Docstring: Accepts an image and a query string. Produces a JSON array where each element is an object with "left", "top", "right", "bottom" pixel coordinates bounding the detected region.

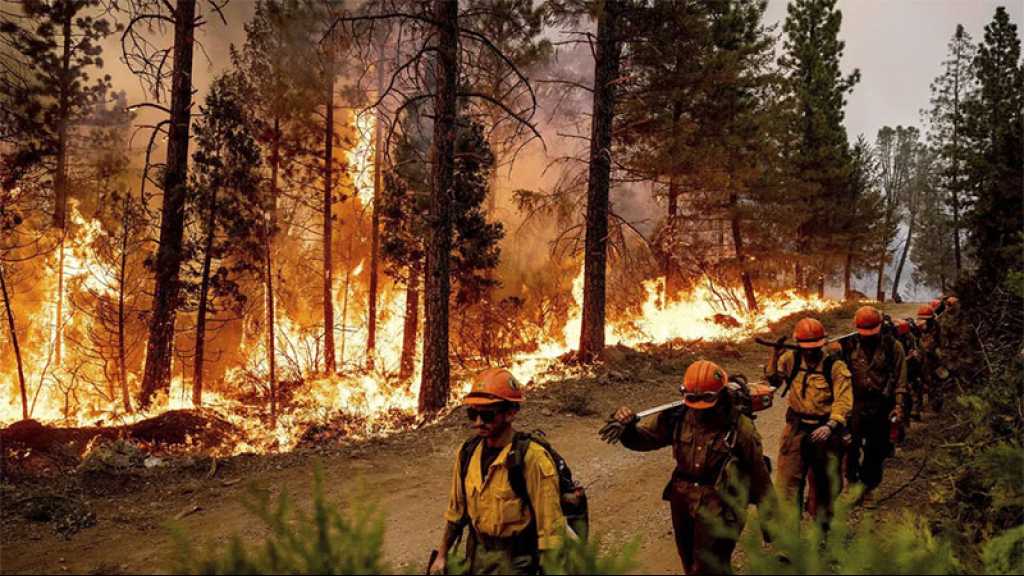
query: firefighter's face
[
  {"left": 804, "top": 346, "right": 824, "bottom": 364},
  {"left": 468, "top": 405, "right": 517, "bottom": 438}
]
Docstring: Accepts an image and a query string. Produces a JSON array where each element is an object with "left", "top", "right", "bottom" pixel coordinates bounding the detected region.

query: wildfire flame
[{"left": 0, "top": 111, "right": 836, "bottom": 456}]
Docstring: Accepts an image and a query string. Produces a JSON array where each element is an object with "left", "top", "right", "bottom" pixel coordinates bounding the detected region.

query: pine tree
[
  {"left": 617, "top": 0, "right": 779, "bottom": 310},
  {"left": 777, "top": 0, "right": 859, "bottom": 293},
  {"left": 962, "top": 7, "right": 1023, "bottom": 289},
  {"left": 381, "top": 110, "right": 502, "bottom": 381},
  {"left": 232, "top": 0, "right": 321, "bottom": 420},
  {"left": 187, "top": 73, "right": 264, "bottom": 407},
  {"left": 0, "top": 0, "right": 115, "bottom": 224},
  {"left": 873, "top": 125, "right": 917, "bottom": 301},
  {"left": 839, "top": 135, "right": 885, "bottom": 298},
  {"left": 137, "top": 0, "right": 200, "bottom": 409},
  {"left": 926, "top": 24, "right": 977, "bottom": 281},
  {"left": 579, "top": 0, "right": 624, "bottom": 362}
]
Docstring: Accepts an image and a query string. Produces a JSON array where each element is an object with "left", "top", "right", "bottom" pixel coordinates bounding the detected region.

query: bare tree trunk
[
  {"left": 729, "top": 192, "right": 757, "bottom": 312},
  {"left": 192, "top": 190, "right": 216, "bottom": 406},
  {"left": 140, "top": 0, "right": 197, "bottom": 408},
  {"left": 322, "top": 44, "right": 336, "bottom": 375},
  {"left": 118, "top": 195, "right": 133, "bottom": 413},
  {"left": 54, "top": 238, "right": 65, "bottom": 366},
  {"left": 339, "top": 234, "right": 354, "bottom": 369},
  {"left": 843, "top": 250, "right": 853, "bottom": 299},
  {"left": 418, "top": 0, "right": 458, "bottom": 414},
  {"left": 400, "top": 259, "right": 421, "bottom": 381},
  {"left": 367, "top": 40, "right": 387, "bottom": 370},
  {"left": 1, "top": 264, "right": 28, "bottom": 420},
  {"left": 876, "top": 221, "right": 889, "bottom": 301},
  {"left": 579, "top": 0, "right": 622, "bottom": 363},
  {"left": 891, "top": 214, "right": 916, "bottom": 303}
]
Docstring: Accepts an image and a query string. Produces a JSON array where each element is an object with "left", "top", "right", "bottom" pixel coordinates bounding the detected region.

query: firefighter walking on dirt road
[
  {"left": 610, "top": 360, "right": 775, "bottom": 575},
  {"left": 432, "top": 368, "right": 567, "bottom": 575},
  {"left": 840, "top": 306, "right": 908, "bottom": 496},
  {"left": 767, "top": 317, "right": 853, "bottom": 529}
]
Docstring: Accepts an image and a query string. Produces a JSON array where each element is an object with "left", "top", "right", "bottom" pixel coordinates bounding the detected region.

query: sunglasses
[
  {"left": 466, "top": 408, "right": 502, "bottom": 423},
  {"left": 683, "top": 391, "right": 720, "bottom": 404}
]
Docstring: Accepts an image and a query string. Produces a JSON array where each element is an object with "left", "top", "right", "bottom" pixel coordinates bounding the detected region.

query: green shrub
[
  {"left": 171, "top": 468, "right": 637, "bottom": 575},
  {"left": 171, "top": 470, "right": 389, "bottom": 574}
]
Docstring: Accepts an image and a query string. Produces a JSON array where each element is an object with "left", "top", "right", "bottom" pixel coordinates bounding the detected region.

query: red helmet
[
  {"left": 854, "top": 306, "right": 883, "bottom": 336},
  {"left": 930, "top": 299, "right": 942, "bottom": 310},
  {"left": 793, "top": 317, "right": 827, "bottom": 348},
  {"left": 917, "top": 304, "right": 935, "bottom": 319},
  {"left": 463, "top": 368, "right": 524, "bottom": 406},
  {"left": 895, "top": 319, "right": 911, "bottom": 336},
  {"left": 681, "top": 360, "right": 728, "bottom": 410}
]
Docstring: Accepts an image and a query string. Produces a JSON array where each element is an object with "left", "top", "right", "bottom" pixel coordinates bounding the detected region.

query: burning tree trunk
[
  {"left": 322, "top": 44, "right": 337, "bottom": 375},
  {"left": 728, "top": 192, "right": 758, "bottom": 312},
  {"left": 1, "top": 263, "right": 28, "bottom": 420},
  {"left": 117, "top": 195, "right": 133, "bottom": 413},
  {"left": 52, "top": 7, "right": 73, "bottom": 367},
  {"left": 367, "top": 40, "right": 387, "bottom": 370},
  {"left": 579, "top": 0, "right": 622, "bottom": 362},
  {"left": 192, "top": 190, "right": 216, "bottom": 406},
  {"left": 54, "top": 239, "right": 66, "bottom": 366},
  {"left": 400, "top": 259, "right": 421, "bottom": 381},
  {"left": 419, "top": 0, "right": 458, "bottom": 414},
  {"left": 139, "top": 0, "right": 198, "bottom": 408},
  {"left": 265, "top": 119, "right": 280, "bottom": 424}
]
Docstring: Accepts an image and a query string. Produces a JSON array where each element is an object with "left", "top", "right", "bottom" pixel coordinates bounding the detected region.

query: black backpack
[
  {"left": 458, "top": 431, "right": 590, "bottom": 540},
  {"left": 783, "top": 349, "right": 843, "bottom": 397},
  {"left": 836, "top": 334, "right": 900, "bottom": 397}
]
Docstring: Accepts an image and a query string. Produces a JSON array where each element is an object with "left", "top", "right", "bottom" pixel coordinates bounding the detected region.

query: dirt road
[{"left": 0, "top": 303, "right": 920, "bottom": 574}]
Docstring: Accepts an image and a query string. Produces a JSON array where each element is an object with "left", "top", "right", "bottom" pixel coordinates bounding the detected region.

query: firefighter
[
  {"left": 916, "top": 304, "right": 945, "bottom": 412},
  {"left": 433, "top": 368, "right": 566, "bottom": 575},
  {"left": 610, "top": 360, "right": 774, "bottom": 575},
  {"left": 767, "top": 317, "right": 853, "bottom": 528},
  {"left": 938, "top": 296, "right": 969, "bottom": 381},
  {"left": 895, "top": 319, "right": 924, "bottom": 421},
  {"left": 842, "top": 306, "right": 908, "bottom": 495}
]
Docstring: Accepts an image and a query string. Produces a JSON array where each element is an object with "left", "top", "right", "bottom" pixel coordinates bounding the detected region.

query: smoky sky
[{"left": 765, "top": 0, "right": 1024, "bottom": 144}]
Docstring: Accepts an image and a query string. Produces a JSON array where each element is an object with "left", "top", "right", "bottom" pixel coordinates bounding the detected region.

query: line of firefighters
[{"left": 428, "top": 296, "right": 965, "bottom": 575}]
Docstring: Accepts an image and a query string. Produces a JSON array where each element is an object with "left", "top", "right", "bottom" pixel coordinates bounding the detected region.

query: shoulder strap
[
  {"left": 787, "top": 349, "right": 803, "bottom": 384},
  {"left": 507, "top": 433, "right": 532, "bottom": 503},
  {"left": 823, "top": 353, "right": 837, "bottom": 391},
  {"left": 457, "top": 436, "right": 483, "bottom": 526}
]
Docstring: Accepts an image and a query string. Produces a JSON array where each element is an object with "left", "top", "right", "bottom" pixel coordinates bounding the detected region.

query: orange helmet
[
  {"left": 681, "top": 360, "right": 728, "bottom": 409},
  {"left": 463, "top": 368, "right": 524, "bottom": 406},
  {"left": 793, "top": 317, "right": 827, "bottom": 348},
  {"left": 854, "top": 306, "right": 883, "bottom": 336},
  {"left": 896, "top": 319, "right": 911, "bottom": 336},
  {"left": 917, "top": 304, "right": 935, "bottom": 319}
]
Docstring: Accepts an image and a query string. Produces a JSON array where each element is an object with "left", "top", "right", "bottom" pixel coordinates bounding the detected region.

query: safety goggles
[
  {"left": 682, "top": 390, "right": 720, "bottom": 404},
  {"left": 466, "top": 407, "right": 502, "bottom": 423}
]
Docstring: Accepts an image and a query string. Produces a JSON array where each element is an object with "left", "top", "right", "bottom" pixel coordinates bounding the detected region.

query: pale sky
[{"left": 765, "top": 0, "right": 1024, "bottom": 144}]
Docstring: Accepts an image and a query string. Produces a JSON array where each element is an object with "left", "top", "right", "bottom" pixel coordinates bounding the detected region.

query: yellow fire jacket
[
  {"left": 444, "top": 439, "right": 565, "bottom": 550},
  {"left": 770, "top": 350, "right": 853, "bottom": 425}
]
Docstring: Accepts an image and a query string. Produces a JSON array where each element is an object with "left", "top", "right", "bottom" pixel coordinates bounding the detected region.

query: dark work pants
[
  {"left": 846, "top": 406, "right": 892, "bottom": 490},
  {"left": 668, "top": 483, "right": 740, "bottom": 575}
]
